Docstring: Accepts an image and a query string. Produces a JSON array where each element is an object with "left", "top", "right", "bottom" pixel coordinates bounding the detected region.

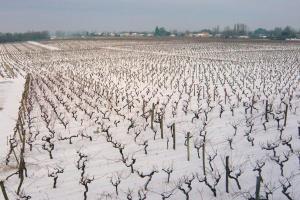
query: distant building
[
  {"left": 119, "top": 32, "right": 146, "bottom": 37},
  {"left": 186, "top": 32, "right": 212, "bottom": 38},
  {"left": 234, "top": 23, "right": 247, "bottom": 35},
  {"left": 258, "top": 35, "right": 268, "bottom": 39},
  {"left": 194, "top": 32, "right": 212, "bottom": 38},
  {"left": 238, "top": 35, "right": 249, "bottom": 39}
]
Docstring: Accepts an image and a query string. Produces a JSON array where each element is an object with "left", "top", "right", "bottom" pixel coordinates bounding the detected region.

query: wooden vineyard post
[
  {"left": 160, "top": 114, "right": 164, "bottom": 139},
  {"left": 213, "top": 87, "right": 216, "bottom": 102},
  {"left": 172, "top": 123, "right": 176, "bottom": 150},
  {"left": 151, "top": 103, "right": 155, "bottom": 130},
  {"left": 251, "top": 95, "right": 255, "bottom": 115},
  {"left": 202, "top": 142, "right": 206, "bottom": 176},
  {"left": 0, "top": 181, "right": 9, "bottom": 200},
  {"left": 265, "top": 100, "right": 268, "bottom": 122},
  {"left": 225, "top": 156, "right": 229, "bottom": 193},
  {"left": 224, "top": 88, "right": 227, "bottom": 104},
  {"left": 255, "top": 176, "right": 261, "bottom": 200},
  {"left": 142, "top": 100, "right": 145, "bottom": 116},
  {"left": 284, "top": 103, "right": 288, "bottom": 127},
  {"left": 186, "top": 132, "right": 191, "bottom": 161}
]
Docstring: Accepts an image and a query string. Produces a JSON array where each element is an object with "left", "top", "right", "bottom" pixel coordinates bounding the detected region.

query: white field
[
  {"left": 27, "top": 41, "right": 61, "bottom": 51},
  {"left": 0, "top": 78, "right": 25, "bottom": 153},
  {"left": 0, "top": 39, "right": 300, "bottom": 200}
]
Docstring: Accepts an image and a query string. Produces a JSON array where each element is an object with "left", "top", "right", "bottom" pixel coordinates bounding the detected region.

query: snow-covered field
[
  {"left": 27, "top": 41, "right": 60, "bottom": 51},
  {"left": 0, "top": 78, "right": 25, "bottom": 155},
  {"left": 0, "top": 39, "right": 299, "bottom": 200}
]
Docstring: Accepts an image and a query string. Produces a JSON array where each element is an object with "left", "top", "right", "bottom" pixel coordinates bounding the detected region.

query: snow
[
  {"left": 27, "top": 41, "right": 61, "bottom": 51},
  {"left": 0, "top": 78, "right": 25, "bottom": 163},
  {"left": 0, "top": 40, "right": 300, "bottom": 200}
]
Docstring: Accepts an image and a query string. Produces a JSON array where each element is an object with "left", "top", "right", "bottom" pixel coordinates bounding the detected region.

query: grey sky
[{"left": 0, "top": 0, "right": 299, "bottom": 32}]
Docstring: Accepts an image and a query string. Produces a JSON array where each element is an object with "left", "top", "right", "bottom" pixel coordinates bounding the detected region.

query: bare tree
[
  {"left": 136, "top": 168, "right": 158, "bottom": 190},
  {"left": 48, "top": 167, "right": 64, "bottom": 188},
  {"left": 110, "top": 173, "right": 121, "bottom": 196},
  {"left": 79, "top": 175, "right": 95, "bottom": 200},
  {"left": 196, "top": 172, "right": 221, "bottom": 197},
  {"left": 253, "top": 160, "right": 265, "bottom": 183},
  {"left": 162, "top": 164, "right": 174, "bottom": 183},
  {"left": 208, "top": 150, "right": 217, "bottom": 171},
  {"left": 270, "top": 151, "right": 290, "bottom": 176},
  {"left": 177, "top": 175, "right": 195, "bottom": 200},
  {"left": 280, "top": 178, "right": 293, "bottom": 200},
  {"left": 261, "top": 142, "right": 279, "bottom": 157}
]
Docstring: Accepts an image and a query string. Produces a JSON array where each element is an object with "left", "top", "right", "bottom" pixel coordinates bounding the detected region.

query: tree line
[
  {"left": 154, "top": 25, "right": 300, "bottom": 40},
  {"left": 222, "top": 26, "right": 298, "bottom": 40},
  {"left": 0, "top": 31, "right": 50, "bottom": 43},
  {"left": 1, "top": 26, "right": 299, "bottom": 42}
]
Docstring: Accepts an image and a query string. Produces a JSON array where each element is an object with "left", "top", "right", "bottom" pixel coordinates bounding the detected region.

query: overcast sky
[{"left": 0, "top": 0, "right": 299, "bottom": 32}]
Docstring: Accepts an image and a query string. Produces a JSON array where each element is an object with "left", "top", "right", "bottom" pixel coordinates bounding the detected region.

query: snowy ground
[
  {"left": 0, "top": 39, "right": 299, "bottom": 200},
  {"left": 0, "top": 78, "right": 25, "bottom": 178},
  {"left": 27, "top": 41, "right": 60, "bottom": 51}
]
